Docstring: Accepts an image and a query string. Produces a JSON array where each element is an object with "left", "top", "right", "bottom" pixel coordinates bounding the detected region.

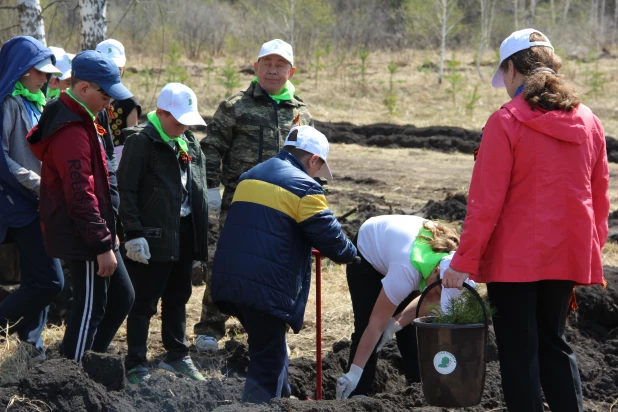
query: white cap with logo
[
  {"left": 492, "top": 28, "right": 554, "bottom": 88},
  {"left": 257, "top": 39, "right": 294, "bottom": 66},
  {"left": 283, "top": 125, "right": 332, "bottom": 179},
  {"left": 48, "top": 47, "right": 75, "bottom": 80},
  {"left": 95, "top": 39, "right": 126, "bottom": 68},
  {"left": 33, "top": 56, "right": 62, "bottom": 76},
  {"left": 157, "top": 83, "right": 206, "bottom": 127}
]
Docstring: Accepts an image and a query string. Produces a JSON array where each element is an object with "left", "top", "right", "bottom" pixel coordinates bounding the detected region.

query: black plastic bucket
[{"left": 412, "top": 280, "right": 488, "bottom": 408}]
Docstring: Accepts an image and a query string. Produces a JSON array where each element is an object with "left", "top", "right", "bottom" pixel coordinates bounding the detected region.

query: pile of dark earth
[
  {"left": 312, "top": 120, "right": 618, "bottom": 164},
  {"left": 0, "top": 191, "right": 615, "bottom": 411},
  {"left": 0, "top": 273, "right": 615, "bottom": 412},
  {"left": 2, "top": 118, "right": 617, "bottom": 410},
  {"left": 194, "top": 119, "right": 618, "bottom": 163}
]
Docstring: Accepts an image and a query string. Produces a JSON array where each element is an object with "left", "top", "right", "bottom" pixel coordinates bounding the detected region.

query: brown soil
[{"left": 1, "top": 122, "right": 616, "bottom": 411}]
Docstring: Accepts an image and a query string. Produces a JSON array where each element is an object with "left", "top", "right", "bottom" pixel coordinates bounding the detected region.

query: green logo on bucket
[{"left": 433, "top": 351, "right": 457, "bottom": 375}]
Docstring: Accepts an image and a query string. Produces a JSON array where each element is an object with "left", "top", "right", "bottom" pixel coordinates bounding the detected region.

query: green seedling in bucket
[{"left": 428, "top": 289, "right": 495, "bottom": 325}]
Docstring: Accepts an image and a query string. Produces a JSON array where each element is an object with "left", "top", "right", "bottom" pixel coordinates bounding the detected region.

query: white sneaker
[{"left": 195, "top": 335, "right": 218, "bottom": 352}]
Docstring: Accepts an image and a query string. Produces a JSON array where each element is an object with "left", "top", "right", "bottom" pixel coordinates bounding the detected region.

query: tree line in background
[{"left": 1, "top": 0, "right": 617, "bottom": 70}]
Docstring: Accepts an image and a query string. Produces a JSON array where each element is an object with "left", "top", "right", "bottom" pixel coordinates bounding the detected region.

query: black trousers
[
  {"left": 346, "top": 241, "right": 420, "bottom": 396},
  {"left": 63, "top": 249, "right": 135, "bottom": 363},
  {"left": 487, "top": 280, "right": 583, "bottom": 412},
  {"left": 125, "top": 217, "right": 194, "bottom": 369}
]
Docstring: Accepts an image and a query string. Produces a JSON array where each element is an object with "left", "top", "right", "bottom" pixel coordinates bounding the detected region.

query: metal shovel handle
[{"left": 415, "top": 280, "right": 489, "bottom": 329}]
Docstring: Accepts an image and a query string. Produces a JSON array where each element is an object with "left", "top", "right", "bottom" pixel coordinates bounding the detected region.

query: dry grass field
[{"left": 121, "top": 48, "right": 618, "bottom": 136}]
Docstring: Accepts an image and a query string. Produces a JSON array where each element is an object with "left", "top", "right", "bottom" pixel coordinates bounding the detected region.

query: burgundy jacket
[{"left": 27, "top": 92, "right": 116, "bottom": 260}]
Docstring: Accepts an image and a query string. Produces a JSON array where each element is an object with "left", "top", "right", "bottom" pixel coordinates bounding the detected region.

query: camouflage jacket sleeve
[{"left": 202, "top": 99, "right": 236, "bottom": 188}]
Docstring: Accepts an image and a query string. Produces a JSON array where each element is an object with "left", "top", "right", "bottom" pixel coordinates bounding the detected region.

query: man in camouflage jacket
[{"left": 195, "top": 39, "right": 312, "bottom": 349}]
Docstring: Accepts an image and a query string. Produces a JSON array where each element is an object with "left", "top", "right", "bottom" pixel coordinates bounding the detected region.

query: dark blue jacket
[
  {"left": 0, "top": 36, "right": 54, "bottom": 242},
  {"left": 212, "top": 150, "right": 357, "bottom": 332}
]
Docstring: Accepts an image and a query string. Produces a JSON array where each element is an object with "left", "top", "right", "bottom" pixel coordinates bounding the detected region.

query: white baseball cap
[
  {"left": 48, "top": 47, "right": 75, "bottom": 80},
  {"left": 95, "top": 39, "right": 126, "bottom": 68},
  {"left": 34, "top": 57, "right": 62, "bottom": 76},
  {"left": 257, "top": 39, "right": 294, "bottom": 66},
  {"left": 283, "top": 125, "right": 332, "bottom": 179},
  {"left": 157, "top": 83, "right": 206, "bottom": 127},
  {"left": 491, "top": 28, "right": 554, "bottom": 88}
]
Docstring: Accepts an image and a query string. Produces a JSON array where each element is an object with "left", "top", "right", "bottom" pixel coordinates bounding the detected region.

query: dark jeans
[
  {"left": 346, "top": 241, "right": 420, "bottom": 396},
  {"left": 1, "top": 218, "right": 63, "bottom": 352},
  {"left": 125, "top": 217, "right": 194, "bottom": 369},
  {"left": 487, "top": 280, "right": 583, "bottom": 412},
  {"left": 63, "top": 249, "right": 134, "bottom": 363},
  {"left": 227, "top": 304, "right": 290, "bottom": 404}
]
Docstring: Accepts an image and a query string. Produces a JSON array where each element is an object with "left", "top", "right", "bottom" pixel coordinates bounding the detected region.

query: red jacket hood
[
  {"left": 502, "top": 95, "right": 589, "bottom": 145},
  {"left": 27, "top": 92, "right": 92, "bottom": 160}
]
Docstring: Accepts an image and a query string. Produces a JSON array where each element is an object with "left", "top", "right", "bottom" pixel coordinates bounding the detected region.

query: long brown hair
[
  {"left": 418, "top": 221, "right": 460, "bottom": 253},
  {"left": 499, "top": 32, "right": 581, "bottom": 112}
]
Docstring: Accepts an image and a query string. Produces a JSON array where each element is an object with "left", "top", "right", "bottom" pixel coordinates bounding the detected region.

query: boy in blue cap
[
  {"left": 27, "top": 50, "right": 135, "bottom": 363},
  {"left": 0, "top": 35, "right": 64, "bottom": 360}
]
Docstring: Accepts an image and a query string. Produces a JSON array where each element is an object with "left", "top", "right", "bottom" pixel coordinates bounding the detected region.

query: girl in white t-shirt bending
[{"left": 336, "top": 215, "right": 460, "bottom": 399}]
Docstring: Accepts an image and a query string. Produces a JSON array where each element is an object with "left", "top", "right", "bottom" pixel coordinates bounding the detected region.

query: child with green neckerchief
[
  {"left": 0, "top": 35, "right": 64, "bottom": 361},
  {"left": 46, "top": 47, "right": 74, "bottom": 101},
  {"left": 117, "top": 83, "right": 209, "bottom": 384},
  {"left": 335, "top": 215, "right": 476, "bottom": 400}
]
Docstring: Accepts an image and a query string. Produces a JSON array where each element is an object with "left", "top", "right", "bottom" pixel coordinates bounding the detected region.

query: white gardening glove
[
  {"left": 208, "top": 187, "right": 222, "bottom": 216},
  {"left": 376, "top": 318, "right": 403, "bottom": 352},
  {"left": 336, "top": 364, "right": 363, "bottom": 400},
  {"left": 125, "top": 237, "right": 151, "bottom": 264}
]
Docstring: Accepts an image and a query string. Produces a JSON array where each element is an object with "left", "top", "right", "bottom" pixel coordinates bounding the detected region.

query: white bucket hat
[
  {"left": 95, "top": 39, "right": 126, "bottom": 68},
  {"left": 157, "top": 83, "right": 206, "bottom": 126},
  {"left": 257, "top": 39, "right": 294, "bottom": 66},
  {"left": 491, "top": 28, "right": 554, "bottom": 88},
  {"left": 48, "top": 47, "right": 75, "bottom": 80},
  {"left": 283, "top": 125, "right": 332, "bottom": 179}
]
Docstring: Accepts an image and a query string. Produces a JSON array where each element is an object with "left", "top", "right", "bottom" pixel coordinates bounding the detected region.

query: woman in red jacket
[{"left": 442, "top": 29, "right": 610, "bottom": 412}]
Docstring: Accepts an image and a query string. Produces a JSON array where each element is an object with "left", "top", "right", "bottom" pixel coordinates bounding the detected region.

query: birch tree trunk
[
  {"left": 513, "top": 0, "right": 519, "bottom": 29},
  {"left": 477, "top": 0, "right": 497, "bottom": 79},
  {"left": 438, "top": 0, "right": 447, "bottom": 84},
  {"left": 614, "top": 0, "right": 618, "bottom": 43},
  {"left": 436, "top": 0, "right": 461, "bottom": 84},
  {"left": 79, "top": 0, "right": 107, "bottom": 51},
  {"left": 527, "top": 0, "right": 537, "bottom": 26},
  {"left": 18, "top": 0, "right": 46, "bottom": 45},
  {"left": 562, "top": 0, "right": 572, "bottom": 27},
  {"left": 600, "top": 0, "right": 606, "bottom": 45},
  {"left": 590, "top": 0, "right": 599, "bottom": 46}
]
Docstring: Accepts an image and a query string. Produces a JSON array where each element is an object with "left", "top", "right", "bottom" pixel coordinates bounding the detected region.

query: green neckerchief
[
  {"left": 411, "top": 228, "right": 448, "bottom": 292},
  {"left": 252, "top": 77, "right": 295, "bottom": 104},
  {"left": 65, "top": 89, "right": 95, "bottom": 121},
  {"left": 47, "top": 88, "right": 61, "bottom": 100},
  {"left": 12, "top": 81, "right": 46, "bottom": 111},
  {"left": 146, "top": 111, "right": 189, "bottom": 154}
]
